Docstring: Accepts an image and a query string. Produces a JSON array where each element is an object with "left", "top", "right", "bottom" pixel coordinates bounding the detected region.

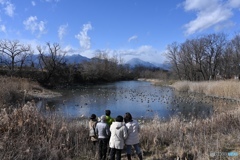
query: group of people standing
[{"left": 88, "top": 110, "right": 143, "bottom": 160}]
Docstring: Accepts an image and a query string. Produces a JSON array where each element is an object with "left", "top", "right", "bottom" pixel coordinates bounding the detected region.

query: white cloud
[
  {"left": 123, "top": 46, "right": 166, "bottom": 63},
  {"left": 4, "top": 1, "right": 15, "bottom": 17},
  {"left": 228, "top": 0, "right": 240, "bottom": 8},
  {"left": 62, "top": 45, "right": 78, "bottom": 55},
  {"left": 116, "top": 45, "right": 154, "bottom": 57},
  {"left": 214, "top": 21, "right": 235, "bottom": 31},
  {"left": 137, "top": 45, "right": 153, "bottom": 54},
  {"left": 38, "top": 21, "right": 45, "bottom": 32},
  {"left": 0, "top": 24, "right": 6, "bottom": 33},
  {"left": 45, "top": 0, "right": 60, "bottom": 2},
  {"left": 76, "top": 49, "right": 95, "bottom": 58},
  {"left": 31, "top": 1, "right": 36, "bottom": 6},
  {"left": 128, "top": 35, "right": 138, "bottom": 42},
  {"left": 91, "top": 45, "right": 166, "bottom": 64},
  {"left": 58, "top": 24, "right": 68, "bottom": 40},
  {"left": 75, "top": 23, "right": 92, "bottom": 50},
  {"left": 0, "top": 0, "right": 4, "bottom": 5},
  {"left": 184, "top": 0, "right": 218, "bottom": 11},
  {"left": 59, "top": 44, "right": 166, "bottom": 64},
  {"left": 23, "top": 16, "right": 47, "bottom": 37},
  {"left": 183, "top": 0, "right": 235, "bottom": 35},
  {"left": 19, "top": 39, "right": 47, "bottom": 54}
]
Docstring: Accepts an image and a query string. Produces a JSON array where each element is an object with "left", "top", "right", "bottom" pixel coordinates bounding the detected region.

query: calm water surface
[{"left": 37, "top": 81, "right": 212, "bottom": 120}]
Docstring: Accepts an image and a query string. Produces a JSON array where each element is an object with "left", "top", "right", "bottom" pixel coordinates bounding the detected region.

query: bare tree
[
  {"left": 221, "top": 43, "right": 235, "bottom": 79},
  {"left": 0, "top": 39, "right": 32, "bottom": 71},
  {"left": 188, "top": 38, "right": 207, "bottom": 80},
  {"left": 179, "top": 40, "right": 197, "bottom": 80},
  {"left": 37, "top": 42, "right": 67, "bottom": 84},
  {"left": 165, "top": 33, "right": 228, "bottom": 81},
  {"left": 80, "top": 50, "right": 125, "bottom": 82},
  {"left": 230, "top": 34, "right": 240, "bottom": 79},
  {"left": 166, "top": 42, "right": 182, "bottom": 80},
  {"left": 202, "top": 33, "right": 227, "bottom": 80}
]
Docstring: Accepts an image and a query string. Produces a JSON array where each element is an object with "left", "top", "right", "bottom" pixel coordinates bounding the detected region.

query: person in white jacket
[
  {"left": 124, "top": 112, "right": 142, "bottom": 160},
  {"left": 109, "top": 115, "right": 128, "bottom": 160}
]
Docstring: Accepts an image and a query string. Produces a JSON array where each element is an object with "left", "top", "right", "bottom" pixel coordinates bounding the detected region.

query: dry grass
[
  {"left": 0, "top": 76, "right": 61, "bottom": 108},
  {"left": 140, "top": 108, "right": 240, "bottom": 160},
  {"left": 138, "top": 78, "right": 176, "bottom": 86},
  {"left": 0, "top": 76, "right": 32, "bottom": 107},
  {"left": 1, "top": 78, "right": 240, "bottom": 159},
  {"left": 0, "top": 101, "right": 96, "bottom": 160},
  {"left": 1, "top": 101, "right": 240, "bottom": 160},
  {"left": 171, "top": 80, "right": 240, "bottom": 100}
]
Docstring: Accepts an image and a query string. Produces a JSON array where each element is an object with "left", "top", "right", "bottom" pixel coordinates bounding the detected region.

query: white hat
[{"left": 100, "top": 115, "right": 106, "bottom": 121}]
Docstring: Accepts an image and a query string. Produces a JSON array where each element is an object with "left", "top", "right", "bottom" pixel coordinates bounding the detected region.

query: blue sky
[{"left": 0, "top": 0, "right": 240, "bottom": 64}]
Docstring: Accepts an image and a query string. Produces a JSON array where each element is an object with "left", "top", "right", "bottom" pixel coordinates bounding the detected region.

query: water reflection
[{"left": 37, "top": 81, "right": 212, "bottom": 120}]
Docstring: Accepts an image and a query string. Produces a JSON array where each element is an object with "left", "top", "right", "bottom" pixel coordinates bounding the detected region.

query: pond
[{"left": 36, "top": 80, "right": 213, "bottom": 120}]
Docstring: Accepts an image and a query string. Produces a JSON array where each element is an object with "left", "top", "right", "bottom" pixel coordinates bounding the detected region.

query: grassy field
[
  {"left": 0, "top": 77, "right": 240, "bottom": 159},
  {"left": 170, "top": 80, "right": 240, "bottom": 100}
]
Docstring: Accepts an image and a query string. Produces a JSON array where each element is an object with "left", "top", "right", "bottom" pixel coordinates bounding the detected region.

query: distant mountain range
[
  {"left": 125, "top": 58, "right": 156, "bottom": 68},
  {"left": 2, "top": 53, "right": 170, "bottom": 70},
  {"left": 125, "top": 58, "right": 170, "bottom": 70},
  {"left": 64, "top": 54, "right": 90, "bottom": 64},
  {"left": 64, "top": 55, "right": 171, "bottom": 70}
]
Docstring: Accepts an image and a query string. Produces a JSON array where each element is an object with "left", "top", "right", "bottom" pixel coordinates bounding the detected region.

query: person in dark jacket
[{"left": 95, "top": 115, "right": 110, "bottom": 160}]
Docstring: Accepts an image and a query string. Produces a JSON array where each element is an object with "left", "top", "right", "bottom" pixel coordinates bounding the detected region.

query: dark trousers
[
  {"left": 98, "top": 138, "right": 108, "bottom": 160},
  {"left": 110, "top": 148, "right": 122, "bottom": 160}
]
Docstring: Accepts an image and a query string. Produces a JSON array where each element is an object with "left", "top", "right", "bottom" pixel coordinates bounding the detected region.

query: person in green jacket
[
  {"left": 105, "top": 109, "right": 115, "bottom": 157},
  {"left": 105, "top": 110, "right": 115, "bottom": 126}
]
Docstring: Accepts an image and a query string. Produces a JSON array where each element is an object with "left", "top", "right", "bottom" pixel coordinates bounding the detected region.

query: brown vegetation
[
  {"left": 0, "top": 76, "right": 61, "bottom": 108},
  {"left": 141, "top": 110, "right": 240, "bottom": 159},
  {"left": 1, "top": 78, "right": 240, "bottom": 159},
  {"left": 1, "top": 101, "right": 240, "bottom": 159},
  {"left": 171, "top": 80, "right": 240, "bottom": 100},
  {"left": 0, "top": 76, "right": 31, "bottom": 107},
  {"left": 0, "top": 101, "right": 94, "bottom": 160}
]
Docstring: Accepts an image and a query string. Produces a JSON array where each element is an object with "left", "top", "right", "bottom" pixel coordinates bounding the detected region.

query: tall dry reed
[
  {"left": 0, "top": 101, "right": 96, "bottom": 160},
  {"left": 0, "top": 76, "right": 32, "bottom": 108},
  {"left": 1, "top": 101, "right": 240, "bottom": 160},
  {"left": 140, "top": 109, "right": 240, "bottom": 160},
  {"left": 0, "top": 76, "right": 60, "bottom": 109},
  {"left": 171, "top": 80, "right": 240, "bottom": 100}
]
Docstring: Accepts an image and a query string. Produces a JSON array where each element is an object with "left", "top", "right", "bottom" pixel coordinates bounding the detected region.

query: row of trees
[
  {"left": 166, "top": 33, "right": 240, "bottom": 81},
  {"left": 0, "top": 40, "right": 131, "bottom": 86},
  {"left": 0, "top": 39, "right": 167, "bottom": 87}
]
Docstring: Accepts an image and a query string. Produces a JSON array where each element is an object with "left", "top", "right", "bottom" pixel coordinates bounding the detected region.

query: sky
[{"left": 0, "top": 0, "right": 240, "bottom": 64}]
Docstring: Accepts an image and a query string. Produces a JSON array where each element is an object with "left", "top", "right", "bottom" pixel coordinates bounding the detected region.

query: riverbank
[
  {"left": 138, "top": 78, "right": 176, "bottom": 86},
  {"left": 0, "top": 76, "right": 62, "bottom": 108},
  {"left": 141, "top": 78, "right": 240, "bottom": 101},
  {"left": 1, "top": 77, "right": 240, "bottom": 159},
  {"left": 26, "top": 85, "right": 62, "bottom": 99}
]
